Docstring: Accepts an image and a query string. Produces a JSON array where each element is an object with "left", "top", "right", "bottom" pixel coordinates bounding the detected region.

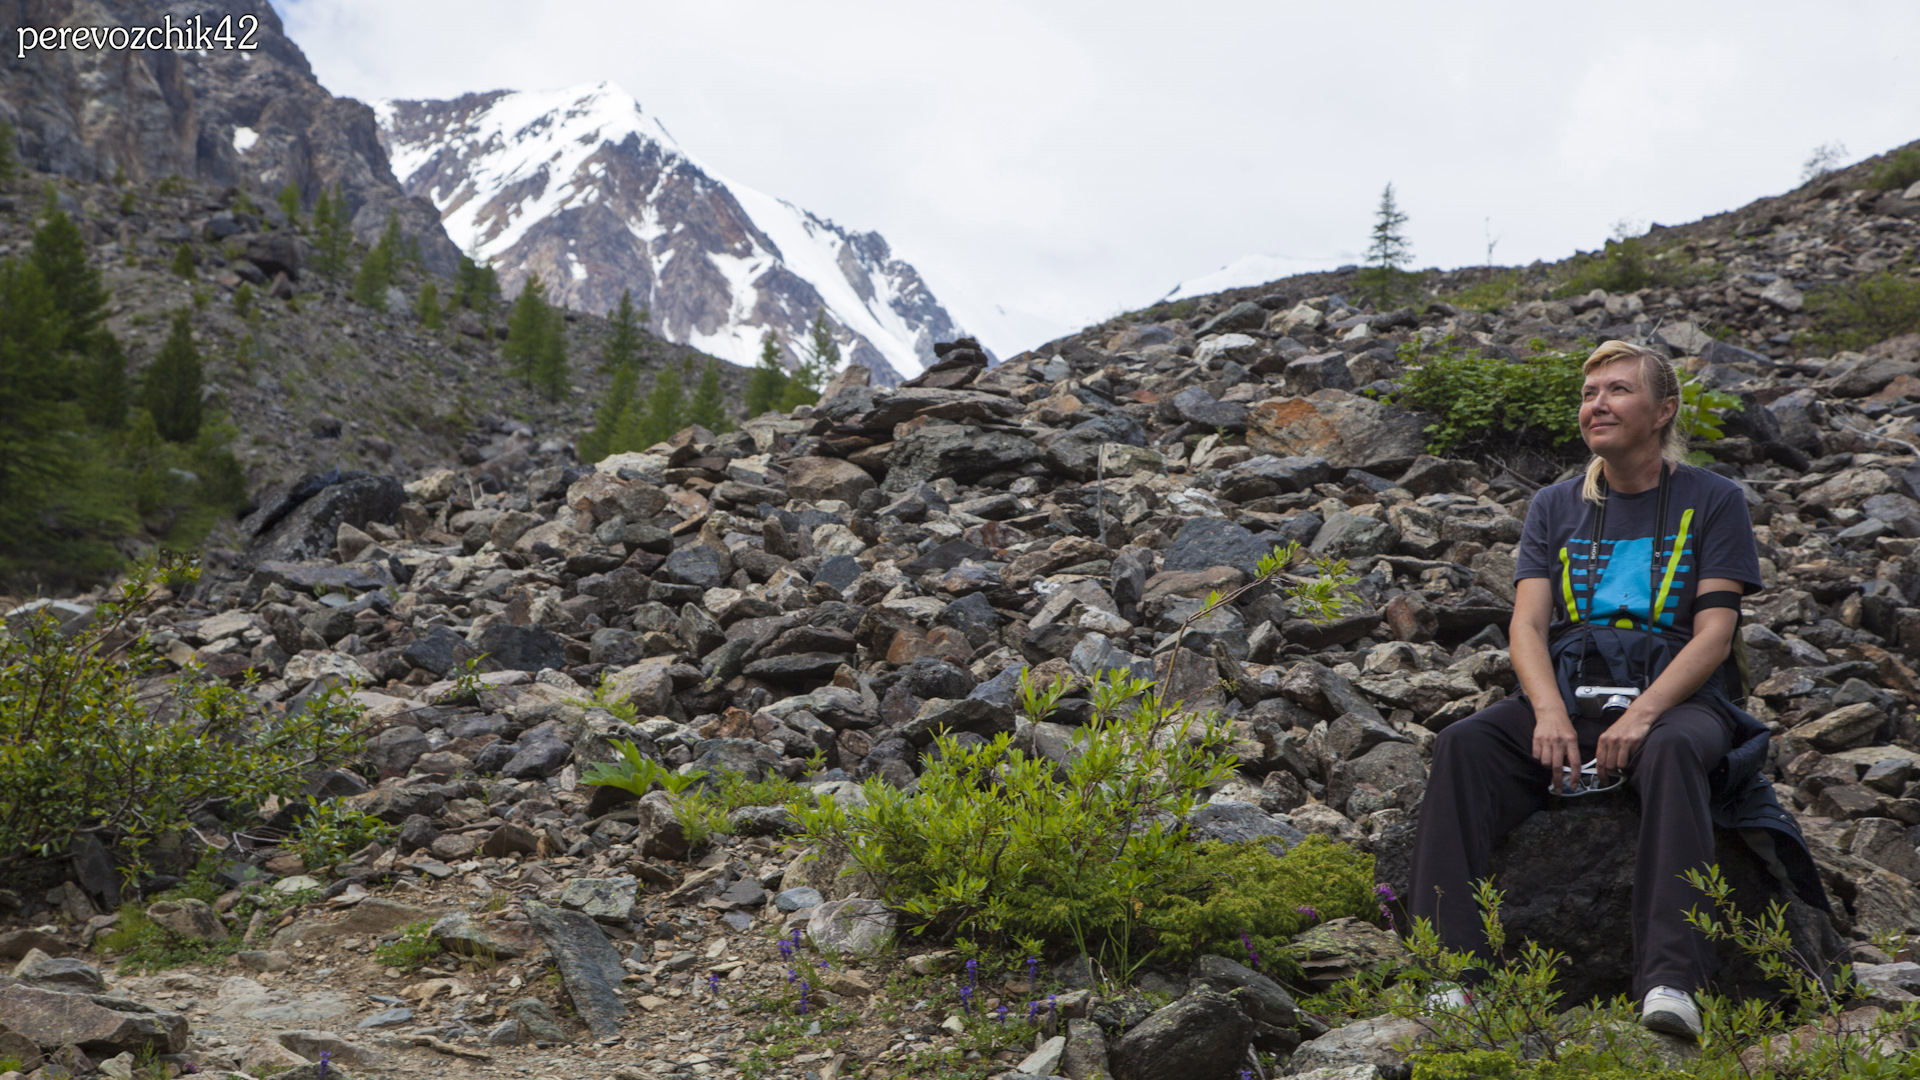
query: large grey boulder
[
  {"left": 1374, "top": 799, "right": 1843, "bottom": 1005},
  {"left": 241, "top": 470, "right": 405, "bottom": 567},
  {"left": 524, "top": 901, "right": 626, "bottom": 1040},
  {"left": 1107, "top": 987, "right": 1253, "bottom": 1080}
]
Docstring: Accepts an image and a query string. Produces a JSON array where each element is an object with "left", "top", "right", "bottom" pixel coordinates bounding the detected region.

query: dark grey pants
[{"left": 1407, "top": 694, "right": 1732, "bottom": 996}]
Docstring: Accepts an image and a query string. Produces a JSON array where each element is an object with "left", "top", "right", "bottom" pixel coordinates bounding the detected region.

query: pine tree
[
  {"left": 311, "top": 183, "right": 351, "bottom": 278},
  {"left": 80, "top": 332, "right": 128, "bottom": 430},
  {"left": 0, "top": 260, "right": 69, "bottom": 549},
  {"left": 504, "top": 273, "right": 553, "bottom": 387},
  {"left": 277, "top": 183, "right": 301, "bottom": 227},
  {"left": 170, "top": 243, "right": 196, "bottom": 280},
  {"left": 688, "top": 357, "right": 729, "bottom": 433},
  {"left": 745, "top": 330, "right": 789, "bottom": 418},
  {"left": 779, "top": 308, "right": 837, "bottom": 410},
  {"left": 533, "top": 306, "right": 569, "bottom": 402},
  {"left": 352, "top": 211, "right": 401, "bottom": 310},
  {"left": 30, "top": 207, "right": 109, "bottom": 354},
  {"left": 636, "top": 362, "right": 685, "bottom": 447},
  {"left": 1366, "top": 183, "right": 1412, "bottom": 272},
  {"left": 1356, "top": 182, "right": 1415, "bottom": 307},
  {"left": 0, "top": 120, "right": 15, "bottom": 182},
  {"left": 144, "top": 310, "right": 203, "bottom": 442},
  {"left": 415, "top": 280, "right": 443, "bottom": 329},
  {"left": 579, "top": 291, "right": 646, "bottom": 461}
]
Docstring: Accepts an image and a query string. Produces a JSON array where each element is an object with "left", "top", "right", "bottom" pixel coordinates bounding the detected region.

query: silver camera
[{"left": 1574, "top": 685, "right": 1640, "bottom": 721}]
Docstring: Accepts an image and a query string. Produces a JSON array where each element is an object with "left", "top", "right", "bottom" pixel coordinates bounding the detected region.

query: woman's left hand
[{"left": 1595, "top": 705, "right": 1659, "bottom": 781}]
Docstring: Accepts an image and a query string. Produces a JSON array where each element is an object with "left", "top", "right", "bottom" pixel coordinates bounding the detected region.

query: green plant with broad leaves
[
  {"left": 0, "top": 555, "right": 367, "bottom": 880},
  {"left": 581, "top": 739, "right": 704, "bottom": 796}
]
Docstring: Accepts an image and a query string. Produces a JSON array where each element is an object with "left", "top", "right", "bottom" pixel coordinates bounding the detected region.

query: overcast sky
[{"left": 281, "top": 0, "right": 1920, "bottom": 356}]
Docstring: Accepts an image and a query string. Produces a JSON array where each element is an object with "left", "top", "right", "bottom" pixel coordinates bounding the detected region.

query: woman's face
[{"left": 1580, "top": 358, "right": 1676, "bottom": 455}]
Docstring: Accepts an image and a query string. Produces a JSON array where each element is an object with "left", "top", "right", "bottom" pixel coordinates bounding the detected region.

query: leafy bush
[
  {"left": 1550, "top": 235, "right": 1715, "bottom": 299},
  {"left": 581, "top": 739, "right": 704, "bottom": 796},
  {"left": 1802, "top": 271, "right": 1920, "bottom": 353},
  {"left": 1868, "top": 147, "right": 1920, "bottom": 192},
  {"left": 374, "top": 921, "right": 440, "bottom": 972},
  {"left": 1386, "top": 340, "right": 1588, "bottom": 453},
  {"left": 283, "top": 796, "right": 395, "bottom": 869},
  {"left": 790, "top": 665, "right": 1375, "bottom": 980},
  {"left": 1445, "top": 271, "right": 1526, "bottom": 314},
  {"left": 0, "top": 557, "right": 367, "bottom": 879},
  {"left": 1385, "top": 340, "right": 1740, "bottom": 460},
  {"left": 98, "top": 857, "right": 319, "bottom": 972}
]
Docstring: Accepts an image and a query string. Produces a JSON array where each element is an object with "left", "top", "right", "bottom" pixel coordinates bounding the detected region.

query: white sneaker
[{"left": 1641, "top": 985, "right": 1702, "bottom": 1039}]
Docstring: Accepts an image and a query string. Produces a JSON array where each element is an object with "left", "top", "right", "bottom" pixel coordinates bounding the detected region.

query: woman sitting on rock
[{"left": 1408, "top": 340, "right": 1827, "bottom": 1039}]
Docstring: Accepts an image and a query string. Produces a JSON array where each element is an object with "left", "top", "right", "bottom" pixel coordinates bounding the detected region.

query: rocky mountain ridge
[
  {"left": 0, "top": 0, "right": 461, "bottom": 275},
  {"left": 376, "top": 82, "right": 972, "bottom": 386}
]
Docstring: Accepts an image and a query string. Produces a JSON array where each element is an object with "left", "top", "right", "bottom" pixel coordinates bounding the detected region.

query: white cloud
[{"left": 280, "top": 0, "right": 1920, "bottom": 355}]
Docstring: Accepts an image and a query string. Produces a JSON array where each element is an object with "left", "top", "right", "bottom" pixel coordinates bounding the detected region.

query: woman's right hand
[{"left": 1531, "top": 709, "right": 1581, "bottom": 791}]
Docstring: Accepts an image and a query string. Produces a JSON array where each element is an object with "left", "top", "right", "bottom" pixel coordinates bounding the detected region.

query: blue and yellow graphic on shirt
[{"left": 1557, "top": 508, "right": 1696, "bottom": 631}]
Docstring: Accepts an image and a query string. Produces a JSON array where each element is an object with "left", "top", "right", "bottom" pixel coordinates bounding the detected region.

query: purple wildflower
[
  {"left": 791, "top": 928, "right": 804, "bottom": 952},
  {"left": 318, "top": 1052, "right": 331, "bottom": 1080},
  {"left": 995, "top": 1003, "right": 1009, "bottom": 1025},
  {"left": 1375, "top": 883, "right": 1398, "bottom": 904},
  {"left": 778, "top": 939, "right": 793, "bottom": 962},
  {"left": 1048, "top": 993, "right": 1058, "bottom": 1019},
  {"left": 1379, "top": 903, "right": 1396, "bottom": 932},
  {"left": 1295, "top": 905, "right": 1319, "bottom": 922},
  {"left": 1026, "top": 1000, "right": 1042, "bottom": 1021},
  {"left": 958, "top": 983, "right": 975, "bottom": 1013},
  {"left": 966, "top": 957, "right": 979, "bottom": 987},
  {"left": 797, "top": 980, "right": 811, "bottom": 1015},
  {"left": 1025, "top": 955, "right": 1040, "bottom": 984},
  {"left": 786, "top": 966, "right": 800, "bottom": 985},
  {"left": 1240, "top": 1070, "right": 1254, "bottom": 1080},
  {"left": 1240, "top": 930, "right": 1260, "bottom": 971},
  {"left": 707, "top": 973, "right": 722, "bottom": 996}
]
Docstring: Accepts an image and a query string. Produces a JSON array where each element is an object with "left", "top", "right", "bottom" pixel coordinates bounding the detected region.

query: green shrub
[
  {"left": 580, "top": 739, "right": 703, "bottom": 796},
  {"left": 98, "top": 858, "right": 319, "bottom": 973},
  {"left": 0, "top": 556, "right": 367, "bottom": 879},
  {"left": 789, "top": 663, "right": 1374, "bottom": 980},
  {"left": 233, "top": 281, "right": 254, "bottom": 318},
  {"left": 1385, "top": 340, "right": 1588, "bottom": 453},
  {"left": 1550, "top": 236, "right": 1713, "bottom": 299},
  {"left": 1445, "top": 271, "right": 1525, "bottom": 314},
  {"left": 283, "top": 795, "right": 395, "bottom": 869},
  {"left": 169, "top": 243, "right": 195, "bottom": 279},
  {"left": 373, "top": 921, "right": 440, "bottom": 972},
  {"left": 1803, "top": 270, "right": 1920, "bottom": 353},
  {"left": 1868, "top": 147, "right": 1920, "bottom": 192}
]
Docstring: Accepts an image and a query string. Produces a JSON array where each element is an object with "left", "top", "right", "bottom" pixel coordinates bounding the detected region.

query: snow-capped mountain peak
[{"left": 376, "top": 82, "right": 969, "bottom": 382}]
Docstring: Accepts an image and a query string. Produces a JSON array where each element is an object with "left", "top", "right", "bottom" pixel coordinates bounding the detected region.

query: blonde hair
[{"left": 1580, "top": 340, "right": 1686, "bottom": 504}]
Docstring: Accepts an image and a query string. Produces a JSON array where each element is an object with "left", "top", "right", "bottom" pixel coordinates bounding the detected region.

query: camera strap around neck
[{"left": 1583, "top": 461, "right": 1671, "bottom": 633}]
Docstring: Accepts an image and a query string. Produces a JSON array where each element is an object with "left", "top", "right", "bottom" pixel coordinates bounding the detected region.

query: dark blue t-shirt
[{"left": 1515, "top": 464, "right": 1762, "bottom": 639}]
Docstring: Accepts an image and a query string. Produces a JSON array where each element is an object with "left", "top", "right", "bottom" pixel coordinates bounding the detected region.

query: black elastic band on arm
[{"left": 1694, "top": 591, "right": 1742, "bottom": 612}]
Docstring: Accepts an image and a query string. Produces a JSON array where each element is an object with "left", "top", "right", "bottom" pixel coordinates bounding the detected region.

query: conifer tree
[
  {"left": 144, "top": 310, "right": 203, "bottom": 443},
  {"left": 415, "top": 281, "right": 443, "bottom": 329},
  {"left": 352, "top": 212, "right": 401, "bottom": 309},
  {"left": 170, "top": 243, "right": 195, "bottom": 280},
  {"left": 81, "top": 332, "right": 129, "bottom": 430},
  {"left": 637, "top": 362, "right": 685, "bottom": 447},
  {"left": 0, "top": 119, "right": 17, "bottom": 181},
  {"left": 689, "top": 357, "right": 729, "bottom": 433},
  {"left": 1356, "top": 182, "right": 1415, "bottom": 307},
  {"left": 579, "top": 291, "right": 646, "bottom": 461},
  {"left": 277, "top": 183, "right": 301, "bottom": 227},
  {"left": 311, "top": 183, "right": 351, "bottom": 278},
  {"left": 31, "top": 207, "right": 109, "bottom": 354},
  {"left": 745, "top": 331, "right": 789, "bottom": 418},
  {"left": 505, "top": 273, "right": 554, "bottom": 388},
  {"left": 0, "top": 260, "right": 68, "bottom": 548},
  {"left": 1366, "top": 182, "right": 1412, "bottom": 272},
  {"left": 779, "top": 308, "right": 837, "bottom": 410},
  {"left": 533, "top": 306, "right": 569, "bottom": 402}
]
